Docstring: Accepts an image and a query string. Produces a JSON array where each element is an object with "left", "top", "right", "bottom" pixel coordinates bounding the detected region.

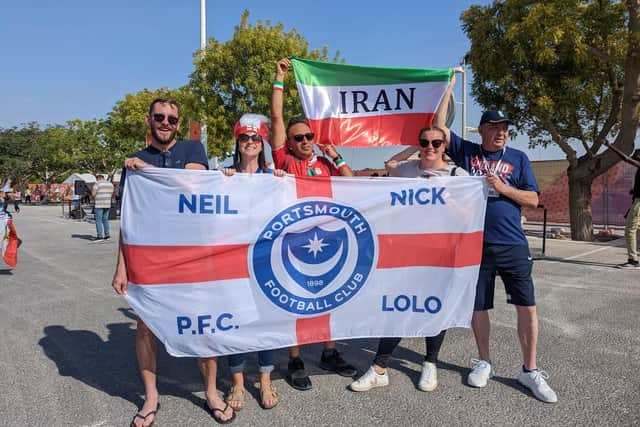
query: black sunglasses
[
  {"left": 238, "top": 134, "right": 262, "bottom": 143},
  {"left": 291, "top": 133, "right": 315, "bottom": 142},
  {"left": 419, "top": 138, "right": 444, "bottom": 149},
  {"left": 152, "top": 113, "right": 179, "bottom": 126},
  {"left": 161, "top": 151, "right": 172, "bottom": 168}
]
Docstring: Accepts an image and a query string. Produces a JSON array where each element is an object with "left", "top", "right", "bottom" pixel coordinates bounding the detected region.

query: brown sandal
[
  {"left": 259, "top": 384, "right": 279, "bottom": 410},
  {"left": 225, "top": 385, "right": 245, "bottom": 411}
]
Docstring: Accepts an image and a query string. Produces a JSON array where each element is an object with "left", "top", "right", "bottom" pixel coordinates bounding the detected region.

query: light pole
[
  {"left": 459, "top": 59, "right": 468, "bottom": 140},
  {"left": 200, "top": 0, "right": 209, "bottom": 162}
]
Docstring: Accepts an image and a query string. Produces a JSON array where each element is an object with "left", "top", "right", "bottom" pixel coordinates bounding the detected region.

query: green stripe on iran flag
[{"left": 291, "top": 57, "right": 452, "bottom": 147}]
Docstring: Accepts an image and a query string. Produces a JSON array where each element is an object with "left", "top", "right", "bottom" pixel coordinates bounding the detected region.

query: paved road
[{"left": 1, "top": 205, "right": 638, "bottom": 426}]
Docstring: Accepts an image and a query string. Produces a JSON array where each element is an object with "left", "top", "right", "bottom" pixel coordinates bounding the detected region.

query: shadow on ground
[
  {"left": 70, "top": 234, "right": 95, "bottom": 241},
  {"left": 38, "top": 309, "right": 534, "bottom": 412}
]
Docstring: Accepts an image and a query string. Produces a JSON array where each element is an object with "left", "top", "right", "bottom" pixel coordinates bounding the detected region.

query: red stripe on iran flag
[
  {"left": 377, "top": 232, "right": 484, "bottom": 269},
  {"left": 295, "top": 175, "right": 333, "bottom": 344},
  {"left": 124, "top": 243, "right": 249, "bottom": 285},
  {"left": 309, "top": 113, "right": 435, "bottom": 147}
]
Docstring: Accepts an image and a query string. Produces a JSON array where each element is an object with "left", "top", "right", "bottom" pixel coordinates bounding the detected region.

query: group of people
[
  {"left": 114, "top": 58, "right": 558, "bottom": 427},
  {"left": 1, "top": 187, "right": 21, "bottom": 214}
]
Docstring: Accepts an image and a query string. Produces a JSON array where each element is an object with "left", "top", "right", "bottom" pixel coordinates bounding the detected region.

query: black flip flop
[
  {"left": 204, "top": 401, "right": 236, "bottom": 424},
  {"left": 130, "top": 402, "right": 160, "bottom": 427}
]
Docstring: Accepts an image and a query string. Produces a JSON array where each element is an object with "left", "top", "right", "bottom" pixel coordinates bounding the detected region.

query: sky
[{"left": 1, "top": 0, "right": 570, "bottom": 169}]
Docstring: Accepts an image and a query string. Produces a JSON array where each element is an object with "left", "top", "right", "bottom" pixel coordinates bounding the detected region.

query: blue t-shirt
[
  {"left": 446, "top": 131, "right": 539, "bottom": 245},
  {"left": 121, "top": 140, "right": 209, "bottom": 189}
]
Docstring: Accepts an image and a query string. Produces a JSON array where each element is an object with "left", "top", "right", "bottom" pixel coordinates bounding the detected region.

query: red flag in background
[{"left": 2, "top": 217, "right": 19, "bottom": 267}]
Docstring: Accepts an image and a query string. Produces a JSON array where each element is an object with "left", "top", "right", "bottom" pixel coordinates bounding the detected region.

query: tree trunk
[{"left": 567, "top": 172, "right": 593, "bottom": 241}]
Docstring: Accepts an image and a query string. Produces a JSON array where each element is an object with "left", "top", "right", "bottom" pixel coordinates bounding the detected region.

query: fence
[{"left": 523, "top": 160, "right": 637, "bottom": 228}]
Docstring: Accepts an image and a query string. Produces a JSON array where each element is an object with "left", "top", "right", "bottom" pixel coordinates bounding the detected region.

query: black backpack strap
[{"left": 450, "top": 167, "right": 457, "bottom": 176}]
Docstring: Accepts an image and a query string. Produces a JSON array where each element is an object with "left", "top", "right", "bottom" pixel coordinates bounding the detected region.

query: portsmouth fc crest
[{"left": 251, "top": 200, "right": 376, "bottom": 315}]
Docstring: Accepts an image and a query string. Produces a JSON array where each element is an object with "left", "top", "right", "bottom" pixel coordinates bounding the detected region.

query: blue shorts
[{"left": 474, "top": 244, "right": 535, "bottom": 310}]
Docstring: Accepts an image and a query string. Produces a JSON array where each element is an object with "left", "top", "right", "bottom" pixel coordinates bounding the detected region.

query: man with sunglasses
[
  {"left": 434, "top": 79, "right": 558, "bottom": 403},
  {"left": 270, "top": 58, "right": 356, "bottom": 392},
  {"left": 112, "top": 99, "right": 236, "bottom": 425}
]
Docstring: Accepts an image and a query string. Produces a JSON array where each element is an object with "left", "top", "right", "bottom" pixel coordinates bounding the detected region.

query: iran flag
[
  {"left": 1, "top": 215, "right": 19, "bottom": 268},
  {"left": 123, "top": 169, "right": 487, "bottom": 357},
  {"left": 292, "top": 57, "right": 452, "bottom": 147}
]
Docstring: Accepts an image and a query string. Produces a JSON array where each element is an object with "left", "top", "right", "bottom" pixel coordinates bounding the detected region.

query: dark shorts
[{"left": 474, "top": 244, "right": 535, "bottom": 310}]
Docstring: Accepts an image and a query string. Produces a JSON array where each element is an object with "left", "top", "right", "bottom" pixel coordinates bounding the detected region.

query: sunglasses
[
  {"left": 419, "top": 138, "right": 444, "bottom": 149},
  {"left": 238, "top": 134, "right": 262, "bottom": 143},
  {"left": 152, "top": 113, "right": 179, "bottom": 126},
  {"left": 291, "top": 133, "right": 315, "bottom": 143}
]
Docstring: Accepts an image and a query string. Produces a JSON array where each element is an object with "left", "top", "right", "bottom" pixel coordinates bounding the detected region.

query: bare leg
[
  {"left": 515, "top": 305, "right": 538, "bottom": 370},
  {"left": 289, "top": 345, "right": 301, "bottom": 358},
  {"left": 198, "top": 357, "right": 233, "bottom": 422},
  {"left": 471, "top": 310, "right": 491, "bottom": 362},
  {"left": 259, "top": 372, "right": 278, "bottom": 408},
  {"left": 227, "top": 371, "right": 245, "bottom": 411},
  {"left": 134, "top": 320, "right": 159, "bottom": 427}
]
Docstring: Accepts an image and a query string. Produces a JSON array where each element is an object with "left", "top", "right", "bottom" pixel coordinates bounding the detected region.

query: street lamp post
[
  {"left": 460, "top": 58, "right": 467, "bottom": 140},
  {"left": 200, "top": 0, "right": 210, "bottom": 163}
]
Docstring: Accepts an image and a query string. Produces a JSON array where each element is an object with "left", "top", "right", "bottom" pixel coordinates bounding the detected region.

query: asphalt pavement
[{"left": 1, "top": 205, "right": 638, "bottom": 426}]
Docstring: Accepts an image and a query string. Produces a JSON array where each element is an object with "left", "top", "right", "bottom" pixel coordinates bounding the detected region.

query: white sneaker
[
  {"left": 417, "top": 361, "right": 438, "bottom": 391},
  {"left": 349, "top": 366, "right": 389, "bottom": 392},
  {"left": 467, "top": 359, "right": 494, "bottom": 388},
  {"left": 518, "top": 369, "right": 558, "bottom": 403}
]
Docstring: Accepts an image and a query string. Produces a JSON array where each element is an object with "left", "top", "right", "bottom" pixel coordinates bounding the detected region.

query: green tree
[
  {"left": 0, "top": 122, "right": 72, "bottom": 187},
  {"left": 461, "top": 0, "right": 639, "bottom": 240},
  {"left": 190, "top": 10, "right": 341, "bottom": 158},
  {"left": 0, "top": 124, "right": 38, "bottom": 184}
]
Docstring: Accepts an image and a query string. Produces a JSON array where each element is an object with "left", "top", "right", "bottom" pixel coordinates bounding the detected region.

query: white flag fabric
[{"left": 123, "top": 169, "right": 487, "bottom": 357}]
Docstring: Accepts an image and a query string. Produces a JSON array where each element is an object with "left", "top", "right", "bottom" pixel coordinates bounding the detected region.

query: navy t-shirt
[
  {"left": 446, "top": 131, "right": 539, "bottom": 245},
  {"left": 120, "top": 140, "right": 208, "bottom": 189}
]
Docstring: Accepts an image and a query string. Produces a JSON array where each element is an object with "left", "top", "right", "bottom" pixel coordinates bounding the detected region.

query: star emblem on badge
[{"left": 302, "top": 232, "right": 330, "bottom": 258}]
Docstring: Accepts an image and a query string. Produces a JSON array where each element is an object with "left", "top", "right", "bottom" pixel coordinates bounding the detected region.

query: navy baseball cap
[{"left": 479, "top": 110, "right": 512, "bottom": 126}]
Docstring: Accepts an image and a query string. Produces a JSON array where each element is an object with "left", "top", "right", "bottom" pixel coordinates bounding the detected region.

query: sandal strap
[
  {"left": 261, "top": 384, "right": 279, "bottom": 401},
  {"left": 225, "top": 385, "right": 245, "bottom": 403}
]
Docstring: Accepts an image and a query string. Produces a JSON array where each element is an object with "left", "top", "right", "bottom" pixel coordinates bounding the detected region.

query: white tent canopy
[{"left": 62, "top": 173, "right": 96, "bottom": 184}]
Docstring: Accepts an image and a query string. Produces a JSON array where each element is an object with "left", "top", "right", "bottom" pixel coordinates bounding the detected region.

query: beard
[{"left": 150, "top": 125, "right": 178, "bottom": 145}]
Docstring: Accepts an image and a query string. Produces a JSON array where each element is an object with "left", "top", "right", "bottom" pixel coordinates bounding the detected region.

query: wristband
[
  {"left": 273, "top": 80, "right": 284, "bottom": 91},
  {"left": 335, "top": 158, "right": 347, "bottom": 168}
]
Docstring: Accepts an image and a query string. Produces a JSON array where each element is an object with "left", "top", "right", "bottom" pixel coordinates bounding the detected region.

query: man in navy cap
[{"left": 432, "top": 80, "right": 558, "bottom": 403}]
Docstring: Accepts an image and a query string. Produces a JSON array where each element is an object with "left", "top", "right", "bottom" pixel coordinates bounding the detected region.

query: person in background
[
  {"left": 605, "top": 143, "right": 640, "bottom": 269},
  {"left": 90, "top": 174, "right": 114, "bottom": 243},
  {"left": 12, "top": 188, "right": 21, "bottom": 213}
]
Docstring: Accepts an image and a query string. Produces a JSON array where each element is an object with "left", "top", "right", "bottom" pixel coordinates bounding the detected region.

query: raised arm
[
  {"left": 434, "top": 73, "right": 456, "bottom": 142},
  {"left": 322, "top": 144, "right": 354, "bottom": 177},
  {"left": 271, "top": 58, "right": 291, "bottom": 152},
  {"left": 388, "top": 146, "right": 418, "bottom": 162}
]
